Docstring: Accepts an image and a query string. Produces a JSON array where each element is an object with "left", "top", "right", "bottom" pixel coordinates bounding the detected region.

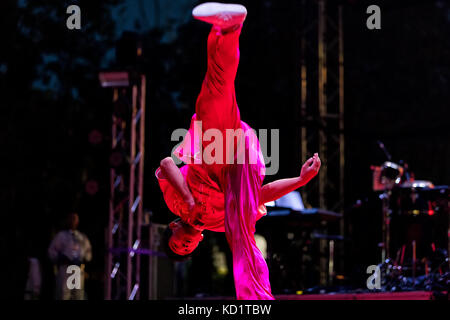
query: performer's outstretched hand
[{"left": 300, "top": 153, "right": 321, "bottom": 184}]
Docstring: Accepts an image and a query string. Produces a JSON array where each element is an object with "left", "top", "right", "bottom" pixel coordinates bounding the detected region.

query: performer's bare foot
[{"left": 192, "top": 2, "right": 247, "bottom": 29}]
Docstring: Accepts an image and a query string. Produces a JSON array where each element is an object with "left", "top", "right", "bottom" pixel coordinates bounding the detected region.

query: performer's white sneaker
[{"left": 192, "top": 2, "right": 247, "bottom": 28}]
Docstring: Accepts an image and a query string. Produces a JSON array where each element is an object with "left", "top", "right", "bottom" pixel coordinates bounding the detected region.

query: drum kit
[{"left": 371, "top": 155, "right": 449, "bottom": 292}]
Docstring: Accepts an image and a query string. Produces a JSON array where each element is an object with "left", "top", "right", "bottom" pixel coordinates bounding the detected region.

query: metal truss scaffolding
[
  {"left": 99, "top": 72, "right": 146, "bottom": 300},
  {"left": 299, "top": 0, "right": 345, "bottom": 284}
]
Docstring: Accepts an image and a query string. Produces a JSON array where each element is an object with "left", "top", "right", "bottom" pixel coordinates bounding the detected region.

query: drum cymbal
[{"left": 400, "top": 180, "right": 434, "bottom": 189}]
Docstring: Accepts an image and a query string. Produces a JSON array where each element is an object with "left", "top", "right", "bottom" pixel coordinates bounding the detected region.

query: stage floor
[
  {"left": 183, "top": 290, "right": 440, "bottom": 300},
  {"left": 275, "top": 291, "right": 434, "bottom": 300}
]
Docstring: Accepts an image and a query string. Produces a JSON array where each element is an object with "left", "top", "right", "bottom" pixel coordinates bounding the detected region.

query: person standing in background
[
  {"left": 24, "top": 256, "right": 42, "bottom": 300},
  {"left": 48, "top": 212, "right": 92, "bottom": 300}
]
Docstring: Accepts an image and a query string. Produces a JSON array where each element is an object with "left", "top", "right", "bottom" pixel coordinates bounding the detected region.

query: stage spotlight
[
  {"left": 85, "top": 180, "right": 99, "bottom": 196},
  {"left": 99, "top": 71, "right": 129, "bottom": 88},
  {"left": 88, "top": 129, "right": 103, "bottom": 145}
]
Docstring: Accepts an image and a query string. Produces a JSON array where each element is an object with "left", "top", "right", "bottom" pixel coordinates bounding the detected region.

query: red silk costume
[{"left": 156, "top": 25, "right": 274, "bottom": 300}]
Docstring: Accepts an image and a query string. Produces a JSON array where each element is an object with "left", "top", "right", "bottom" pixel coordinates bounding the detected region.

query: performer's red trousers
[{"left": 193, "top": 25, "right": 274, "bottom": 300}]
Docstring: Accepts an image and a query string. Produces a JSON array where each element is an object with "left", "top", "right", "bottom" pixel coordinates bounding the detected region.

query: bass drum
[
  {"left": 389, "top": 184, "right": 448, "bottom": 269},
  {"left": 395, "top": 180, "right": 435, "bottom": 216}
]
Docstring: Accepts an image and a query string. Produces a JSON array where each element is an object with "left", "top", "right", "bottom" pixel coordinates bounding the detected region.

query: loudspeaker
[{"left": 140, "top": 223, "right": 176, "bottom": 299}]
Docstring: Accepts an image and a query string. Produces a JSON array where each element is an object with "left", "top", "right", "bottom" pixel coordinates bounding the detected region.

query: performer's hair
[{"left": 161, "top": 218, "right": 195, "bottom": 262}]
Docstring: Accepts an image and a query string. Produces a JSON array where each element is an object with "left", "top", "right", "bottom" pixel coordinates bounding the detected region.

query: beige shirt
[{"left": 48, "top": 230, "right": 92, "bottom": 263}]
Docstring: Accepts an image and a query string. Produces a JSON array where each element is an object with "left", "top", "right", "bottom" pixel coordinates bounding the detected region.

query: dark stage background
[{"left": 1, "top": 0, "right": 449, "bottom": 299}]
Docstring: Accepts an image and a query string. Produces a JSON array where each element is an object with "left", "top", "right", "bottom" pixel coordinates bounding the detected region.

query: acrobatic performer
[{"left": 155, "top": 2, "right": 321, "bottom": 300}]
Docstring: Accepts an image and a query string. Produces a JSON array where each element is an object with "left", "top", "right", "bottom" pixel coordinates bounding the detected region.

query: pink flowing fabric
[
  {"left": 223, "top": 123, "right": 274, "bottom": 300},
  {"left": 157, "top": 25, "right": 274, "bottom": 300}
]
